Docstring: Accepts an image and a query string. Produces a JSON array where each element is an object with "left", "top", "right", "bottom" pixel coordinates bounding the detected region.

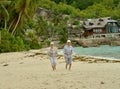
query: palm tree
[
  {"left": 7, "top": 0, "right": 38, "bottom": 35},
  {"left": 58, "top": 24, "right": 68, "bottom": 43},
  {"left": 35, "top": 16, "right": 49, "bottom": 40}
]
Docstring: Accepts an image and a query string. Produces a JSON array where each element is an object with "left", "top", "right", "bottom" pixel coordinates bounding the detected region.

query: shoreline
[
  {"left": 58, "top": 45, "right": 120, "bottom": 61},
  {"left": 0, "top": 48, "right": 120, "bottom": 64},
  {"left": 74, "top": 54, "right": 120, "bottom": 60},
  {"left": 72, "top": 55, "right": 120, "bottom": 63}
]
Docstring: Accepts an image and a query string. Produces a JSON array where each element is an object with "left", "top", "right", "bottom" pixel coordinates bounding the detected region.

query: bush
[
  {"left": 23, "top": 39, "right": 42, "bottom": 49},
  {"left": 0, "top": 30, "right": 25, "bottom": 52},
  {"left": 72, "top": 20, "right": 79, "bottom": 25},
  {"left": 58, "top": 26, "right": 68, "bottom": 43},
  {"left": 30, "top": 43, "right": 42, "bottom": 49}
]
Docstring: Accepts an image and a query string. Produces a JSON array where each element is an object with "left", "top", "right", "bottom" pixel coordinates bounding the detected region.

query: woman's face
[{"left": 50, "top": 44, "right": 54, "bottom": 48}]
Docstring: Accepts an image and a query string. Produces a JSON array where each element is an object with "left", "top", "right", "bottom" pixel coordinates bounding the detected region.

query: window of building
[
  {"left": 93, "top": 29, "right": 102, "bottom": 33},
  {"left": 99, "top": 18, "right": 103, "bottom": 21},
  {"left": 106, "top": 22, "right": 119, "bottom": 33},
  {"left": 89, "top": 22, "right": 94, "bottom": 25},
  {"left": 97, "top": 23, "right": 101, "bottom": 25}
]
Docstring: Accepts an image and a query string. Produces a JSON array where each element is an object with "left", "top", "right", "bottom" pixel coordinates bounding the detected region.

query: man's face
[{"left": 67, "top": 42, "right": 71, "bottom": 46}]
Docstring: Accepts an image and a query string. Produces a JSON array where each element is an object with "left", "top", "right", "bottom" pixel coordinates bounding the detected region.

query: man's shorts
[{"left": 64, "top": 55, "right": 72, "bottom": 64}]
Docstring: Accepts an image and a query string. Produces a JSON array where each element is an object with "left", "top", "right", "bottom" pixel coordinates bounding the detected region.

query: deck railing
[{"left": 93, "top": 33, "right": 120, "bottom": 38}]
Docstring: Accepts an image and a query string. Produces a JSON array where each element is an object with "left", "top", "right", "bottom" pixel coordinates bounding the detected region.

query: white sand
[{"left": 0, "top": 50, "right": 120, "bottom": 89}]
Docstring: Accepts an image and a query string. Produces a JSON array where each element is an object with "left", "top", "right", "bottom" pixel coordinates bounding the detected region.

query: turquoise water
[{"left": 73, "top": 45, "right": 120, "bottom": 60}]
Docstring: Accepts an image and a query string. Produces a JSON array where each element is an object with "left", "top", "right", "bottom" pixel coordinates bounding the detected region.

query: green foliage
[
  {"left": 74, "top": 26, "right": 80, "bottom": 30},
  {"left": 38, "top": 0, "right": 81, "bottom": 17},
  {"left": 27, "top": 32, "right": 34, "bottom": 38},
  {"left": 35, "top": 16, "right": 49, "bottom": 39},
  {"left": 0, "top": 29, "right": 42, "bottom": 52},
  {"left": 52, "top": 0, "right": 103, "bottom": 10},
  {"left": 23, "top": 39, "right": 42, "bottom": 49},
  {"left": 41, "top": 39, "right": 50, "bottom": 47},
  {"left": 0, "top": 30, "right": 25, "bottom": 52},
  {"left": 80, "top": 2, "right": 115, "bottom": 18},
  {"left": 112, "top": 2, "right": 120, "bottom": 20},
  {"left": 50, "top": 0, "right": 120, "bottom": 19},
  {"left": 58, "top": 25, "right": 68, "bottom": 43},
  {"left": 30, "top": 42, "right": 42, "bottom": 49},
  {"left": 72, "top": 20, "right": 79, "bottom": 25}
]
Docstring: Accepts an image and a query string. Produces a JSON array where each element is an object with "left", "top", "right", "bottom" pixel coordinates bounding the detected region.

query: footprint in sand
[
  {"left": 3, "top": 63, "right": 9, "bottom": 66},
  {"left": 69, "top": 85, "right": 73, "bottom": 88},
  {"left": 65, "top": 81, "right": 68, "bottom": 83},
  {"left": 42, "top": 82, "right": 49, "bottom": 85},
  {"left": 100, "top": 81, "right": 105, "bottom": 84},
  {"left": 56, "top": 79, "right": 61, "bottom": 82},
  {"left": 19, "top": 62, "right": 23, "bottom": 64},
  {"left": 82, "top": 86, "right": 86, "bottom": 88},
  {"left": 77, "top": 81, "right": 82, "bottom": 83}
]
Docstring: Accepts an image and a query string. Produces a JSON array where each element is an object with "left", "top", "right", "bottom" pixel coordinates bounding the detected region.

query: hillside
[{"left": 0, "top": 0, "right": 120, "bottom": 52}]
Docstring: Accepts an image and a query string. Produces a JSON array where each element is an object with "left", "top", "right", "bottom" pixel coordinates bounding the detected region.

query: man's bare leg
[{"left": 69, "top": 64, "right": 72, "bottom": 70}]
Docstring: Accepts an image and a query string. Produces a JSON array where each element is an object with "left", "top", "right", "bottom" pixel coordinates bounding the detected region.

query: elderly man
[{"left": 63, "top": 40, "right": 73, "bottom": 70}]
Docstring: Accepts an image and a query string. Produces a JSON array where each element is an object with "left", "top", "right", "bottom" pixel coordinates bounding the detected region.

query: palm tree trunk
[
  {"left": 5, "top": 19, "right": 7, "bottom": 30},
  {"left": 1, "top": 4, "right": 9, "bottom": 30},
  {"left": 0, "top": 30, "right": 1, "bottom": 44},
  {"left": 11, "top": 10, "right": 23, "bottom": 35},
  {"left": 8, "top": 18, "right": 15, "bottom": 32}
]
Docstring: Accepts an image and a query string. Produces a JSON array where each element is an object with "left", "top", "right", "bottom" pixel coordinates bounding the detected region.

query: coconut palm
[
  {"left": 58, "top": 24, "right": 68, "bottom": 43},
  {"left": 35, "top": 16, "right": 49, "bottom": 40},
  {"left": 7, "top": 0, "right": 38, "bottom": 35}
]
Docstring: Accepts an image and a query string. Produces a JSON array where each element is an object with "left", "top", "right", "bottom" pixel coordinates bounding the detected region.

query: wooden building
[{"left": 82, "top": 17, "right": 120, "bottom": 38}]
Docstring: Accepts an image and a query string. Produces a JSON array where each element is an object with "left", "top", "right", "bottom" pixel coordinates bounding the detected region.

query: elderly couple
[{"left": 48, "top": 40, "right": 73, "bottom": 71}]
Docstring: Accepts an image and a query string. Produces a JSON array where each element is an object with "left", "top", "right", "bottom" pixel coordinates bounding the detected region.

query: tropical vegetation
[{"left": 0, "top": 0, "right": 120, "bottom": 52}]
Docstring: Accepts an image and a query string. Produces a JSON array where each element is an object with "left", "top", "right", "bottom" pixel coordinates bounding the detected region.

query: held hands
[{"left": 49, "top": 52, "right": 57, "bottom": 57}]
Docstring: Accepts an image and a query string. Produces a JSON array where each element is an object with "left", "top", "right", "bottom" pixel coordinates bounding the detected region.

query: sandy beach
[{"left": 0, "top": 49, "right": 120, "bottom": 89}]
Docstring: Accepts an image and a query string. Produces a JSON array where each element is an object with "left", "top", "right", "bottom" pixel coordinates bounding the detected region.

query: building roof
[{"left": 82, "top": 17, "right": 118, "bottom": 30}]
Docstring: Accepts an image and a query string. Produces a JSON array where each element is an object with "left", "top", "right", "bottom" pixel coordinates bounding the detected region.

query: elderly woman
[
  {"left": 48, "top": 42, "right": 58, "bottom": 71},
  {"left": 63, "top": 40, "right": 73, "bottom": 70}
]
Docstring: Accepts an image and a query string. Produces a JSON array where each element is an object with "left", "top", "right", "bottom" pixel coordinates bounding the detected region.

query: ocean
[{"left": 73, "top": 45, "right": 120, "bottom": 60}]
